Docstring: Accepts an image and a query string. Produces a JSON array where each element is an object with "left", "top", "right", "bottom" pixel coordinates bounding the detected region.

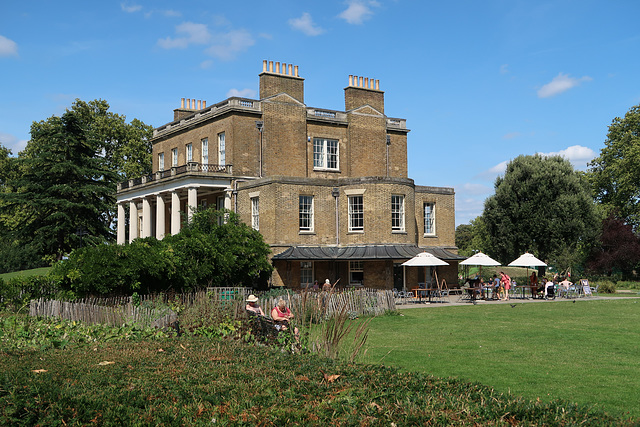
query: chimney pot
[
  {"left": 276, "top": 62, "right": 280, "bottom": 74},
  {"left": 294, "top": 65, "right": 299, "bottom": 76},
  {"left": 192, "top": 98, "right": 196, "bottom": 109},
  {"left": 202, "top": 100, "right": 207, "bottom": 108},
  {"left": 263, "top": 60, "right": 267, "bottom": 72},
  {"left": 181, "top": 98, "right": 185, "bottom": 108},
  {"left": 269, "top": 60, "right": 273, "bottom": 72}
]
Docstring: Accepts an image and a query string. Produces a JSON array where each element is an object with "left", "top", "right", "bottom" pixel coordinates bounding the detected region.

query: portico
[{"left": 116, "top": 172, "right": 233, "bottom": 244}]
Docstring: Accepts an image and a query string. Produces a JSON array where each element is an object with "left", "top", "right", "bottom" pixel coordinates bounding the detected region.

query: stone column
[
  {"left": 142, "top": 197, "right": 152, "bottom": 238},
  {"left": 187, "top": 187, "right": 198, "bottom": 222},
  {"left": 129, "top": 201, "right": 138, "bottom": 243},
  {"left": 224, "top": 188, "right": 233, "bottom": 210},
  {"left": 156, "top": 194, "right": 166, "bottom": 240},
  {"left": 171, "top": 191, "right": 181, "bottom": 235},
  {"left": 117, "top": 203, "right": 126, "bottom": 245}
]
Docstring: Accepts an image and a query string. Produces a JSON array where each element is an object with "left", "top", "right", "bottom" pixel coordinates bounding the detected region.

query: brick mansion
[{"left": 116, "top": 60, "right": 462, "bottom": 289}]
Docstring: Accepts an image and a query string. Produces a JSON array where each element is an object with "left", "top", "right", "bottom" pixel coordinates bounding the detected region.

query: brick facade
[{"left": 116, "top": 60, "right": 460, "bottom": 290}]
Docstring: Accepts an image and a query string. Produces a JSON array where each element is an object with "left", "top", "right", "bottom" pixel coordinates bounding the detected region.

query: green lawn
[
  {"left": 363, "top": 299, "right": 640, "bottom": 419},
  {"left": 0, "top": 267, "right": 51, "bottom": 281}
]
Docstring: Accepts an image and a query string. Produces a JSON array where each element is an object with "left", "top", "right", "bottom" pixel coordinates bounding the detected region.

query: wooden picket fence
[
  {"left": 28, "top": 287, "right": 395, "bottom": 328},
  {"left": 28, "top": 298, "right": 177, "bottom": 328}
]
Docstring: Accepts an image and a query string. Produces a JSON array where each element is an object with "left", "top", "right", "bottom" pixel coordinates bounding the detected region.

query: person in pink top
[
  {"left": 500, "top": 271, "right": 511, "bottom": 301},
  {"left": 271, "top": 299, "right": 299, "bottom": 337}
]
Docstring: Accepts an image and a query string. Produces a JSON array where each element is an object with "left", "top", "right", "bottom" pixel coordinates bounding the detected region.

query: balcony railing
[{"left": 117, "top": 163, "right": 233, "bottom": 192}]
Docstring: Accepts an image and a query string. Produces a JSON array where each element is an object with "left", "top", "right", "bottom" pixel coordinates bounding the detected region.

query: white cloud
[
  {"left": 205, "top": 29, "right": 254, "bottom": 61},
  {"left": 338, "top": 0, "right": 377, "bottom": 24},
  {"left": 455, "top": 196, "right": 487, "bottom": 226},
  {"left": 0, "top": 35, "right": 18, "bottom": 57},
  {"left": 289, "top": 13, "right": 324, "bottom": 36},
  {"left": 537, "top": 73, "right": 592, "bottom": 98},
  {"left": 158, "top": 22, "right": 212, "bottom": 49},
  {"left": 121, "top": 3, "right": 142, "bottom": 13},
  {"left": 0, "top": 132, "right": 27, "bottom": 154},
  {"left": 459, "top": 182, "right": 493, "bottom": 196},
  {"left": 537, "top": 145, "right": 597, "bottom": 170},
  {"left": 227, "top": 88, "right": 257, "bottom": 98}
]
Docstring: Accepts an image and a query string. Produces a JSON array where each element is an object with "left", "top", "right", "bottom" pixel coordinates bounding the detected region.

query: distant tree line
[{"left": 456, "top": 103, "right": 640, "bottom": 279}]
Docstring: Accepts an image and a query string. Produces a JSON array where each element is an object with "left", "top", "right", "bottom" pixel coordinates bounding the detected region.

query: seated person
[
  {"left": 559, "top": 278, "right": 572, "bottom": 296},
  {"left": 544, "top": 279, "right": 555, "bottom": 298},
  {"left": 245, "top": 294, "right": 265, "bottom": 316},
  {"left": 271, "top": 299, "right": 299, "bottom": 337}
]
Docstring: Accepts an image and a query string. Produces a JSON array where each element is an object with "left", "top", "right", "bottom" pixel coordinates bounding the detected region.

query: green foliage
[
  {"left": 589, "top": 103, "right": 640, "bottom": 228},
  {"left": 0, "top": 100, "right": 152, "bottom": 271},
  {"left": 0, "top": 275, "right": 59, "bottom": 311},
  {"left": 586, "top": 214, "right": 640, "bottom": 278},
  {"left": 483, "top": 154, "right": 600, "bottom": 267},
  {"left": 0, "top": 334, "right": 631, "bottom": 425},
  {"left": 51, "top": 237, "right": 178, "bottom": 295},
  {"left": 165, "top": 207, "right": 273, "bottom": 288},
  {"left": 597, "top": 280, "right": 617, "bottom": 294},
  {"left": 0, "top": 313, "right": 171, "bottom": 352}
]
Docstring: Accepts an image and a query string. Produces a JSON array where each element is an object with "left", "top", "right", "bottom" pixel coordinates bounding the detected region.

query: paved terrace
[{"left": 395, "top": 293, "right": 640, "bottom": 309}]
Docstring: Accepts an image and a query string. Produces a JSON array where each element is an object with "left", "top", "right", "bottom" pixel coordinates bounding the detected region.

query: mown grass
[
  {"left": 363, "top": 298, "right": 640, "bottom": 419},
  {"left": 0, "top": 267, "right": 51, "bottom": 281},
  {"left": 2, "top": 336, "right": 635, "bottom": 426}
]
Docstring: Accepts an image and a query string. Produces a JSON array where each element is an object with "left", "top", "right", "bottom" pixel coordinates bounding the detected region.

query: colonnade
[{"left": 116, "top": 186, "right": 232, "bottom": 244}]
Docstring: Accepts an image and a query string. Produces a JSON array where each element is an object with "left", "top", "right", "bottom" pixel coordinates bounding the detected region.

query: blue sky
[{"left": 1, "top": 1, "right": 639, "bottom": 226}]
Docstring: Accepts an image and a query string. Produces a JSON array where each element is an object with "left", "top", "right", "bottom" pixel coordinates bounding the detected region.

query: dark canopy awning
[{"left": 272, "top": 245, "right": 465, "bottom": 261}]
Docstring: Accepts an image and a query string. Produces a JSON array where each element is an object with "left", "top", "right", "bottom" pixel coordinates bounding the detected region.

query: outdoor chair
[
  {"left": 580, "top": 279, "right": 593, "bottom": 297},
  {"left": 246, "top": 311, "right": 280, "bottom": 343},
  {"left": 544, "top": 282, "right": 555, "bottom": 300},
  {"left": 590, "top": 284, "right": 599, "bottom": 296}
]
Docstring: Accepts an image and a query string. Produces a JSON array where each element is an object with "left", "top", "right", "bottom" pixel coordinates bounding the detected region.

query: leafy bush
[
  {"left": 597, "top": 280, "right": 617, "bottom": 294},
  {"left": 51, "top": 237, "right": 179, "bottom": 295},
  {"left": 0, "top": 275, "right": 60, "bottom": 311}
]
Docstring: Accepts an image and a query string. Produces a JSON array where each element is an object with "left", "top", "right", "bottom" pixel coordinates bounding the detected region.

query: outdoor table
[
  {"left": 512, "top": 285, "right": 526, "bottom": 299},
  {"left": 412, "top": 287, "right": 438, "bottom": 303},
  {"left": 465, "top": 286, "right": 482, "bottom": 302}
]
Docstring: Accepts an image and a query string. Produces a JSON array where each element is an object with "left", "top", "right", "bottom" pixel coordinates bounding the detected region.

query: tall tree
[
  {"left": 0, "top": 100, "right": 152, "bottom": 268},
  {"left": 588, "top": 104, "right": 640, "bottom": 228},
  {"left": 483, "top": 154, "right": 600, "bottom": 269},
  {"left": 586, "top": 213, "right": 640, "bottom": 278},
  {"left": 3, "top": 108, "right": 118, "bottom": 260}
]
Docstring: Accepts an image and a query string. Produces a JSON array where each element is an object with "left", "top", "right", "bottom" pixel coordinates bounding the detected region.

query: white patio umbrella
[
  {"left": 401, "top": 252, "right": 449, "bottom": 291},
  {"left": 459, "top": 252, "right": 501, "bottom": 281},
  {"left": 508, "top": 252, "right": 546, "bottom": 268},
  {"left": 508, "top": 252, "right": 547, "bottom": 285}
]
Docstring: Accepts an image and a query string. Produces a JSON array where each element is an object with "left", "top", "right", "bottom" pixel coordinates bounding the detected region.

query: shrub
[{"left": 597, "top": 280, "right": 617, "bottom": 294}]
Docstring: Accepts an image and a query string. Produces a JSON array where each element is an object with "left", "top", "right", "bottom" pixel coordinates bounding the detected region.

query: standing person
[
  {"left": 312, "top": 280, "right": 319, "bottom": 291},
  {"left": 245, "top": 295, "right": 265, "bottom": 316},
  {"left": 499, "top": 271, "right": 511, "bottom": 301},
  {"left": 322, "top": 279, "right": 332, "bottom": 292},
  {"left": 529, "top": 272, "right": 539, "bottom": 299}
]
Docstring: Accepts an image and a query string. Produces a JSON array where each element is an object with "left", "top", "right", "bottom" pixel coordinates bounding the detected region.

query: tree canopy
[
  {"left": 0, "top": 99, "right": 153, "bottom": 268},
  {"left": 588, "top": 103, "right": 640, "bottom": 228},
  {"left": 482, "top": 154, "right": 600, "bottom": 269}
]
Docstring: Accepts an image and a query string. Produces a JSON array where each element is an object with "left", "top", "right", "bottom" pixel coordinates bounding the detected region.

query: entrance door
[{"left": 393, "top": 263, "right": 404, "bottom": 290}]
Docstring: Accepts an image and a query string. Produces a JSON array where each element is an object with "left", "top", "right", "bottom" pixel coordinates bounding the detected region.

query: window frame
[
  {"left": 300, "top": 261, "right": 314, "bottom": 288},
  {"left": 251, "top": 197, "right": 259, "bottom": 231},
  {"left": 299, "top": 195, "right": 314, "bottom": 232},
  {"left": 348, "top": 195, "right": 364, "bottom": 232},
  {"left": 186, "top": 143, "right": 193, "bottom": 163},
  {"left": 171, "top": 148, "right": 178, "bottom": 167},
  {"left": 313, "top": 138, "right": 339, "bottom": 170},
  {"left": 424, "top": 202, "right": 435, "bottom": 236},
  {"left": 218, "top": 132, "right": 226, "bottom": 167},
  {"left": 158, "top": 152, "right": 165, "bottom": 171},
  {"left": 201, "top": 138, "right": 208, "bottom": 165},
  {"left": 391, "top": 195, "right": 405, "bottom": 232},
  {"left": 349, "top": 260, "right": 364, "bottom": 286}
]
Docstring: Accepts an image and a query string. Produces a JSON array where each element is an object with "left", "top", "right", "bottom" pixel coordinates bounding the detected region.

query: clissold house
[{"left": 116, "top": 60, "right": 463, "bottom": 289}]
